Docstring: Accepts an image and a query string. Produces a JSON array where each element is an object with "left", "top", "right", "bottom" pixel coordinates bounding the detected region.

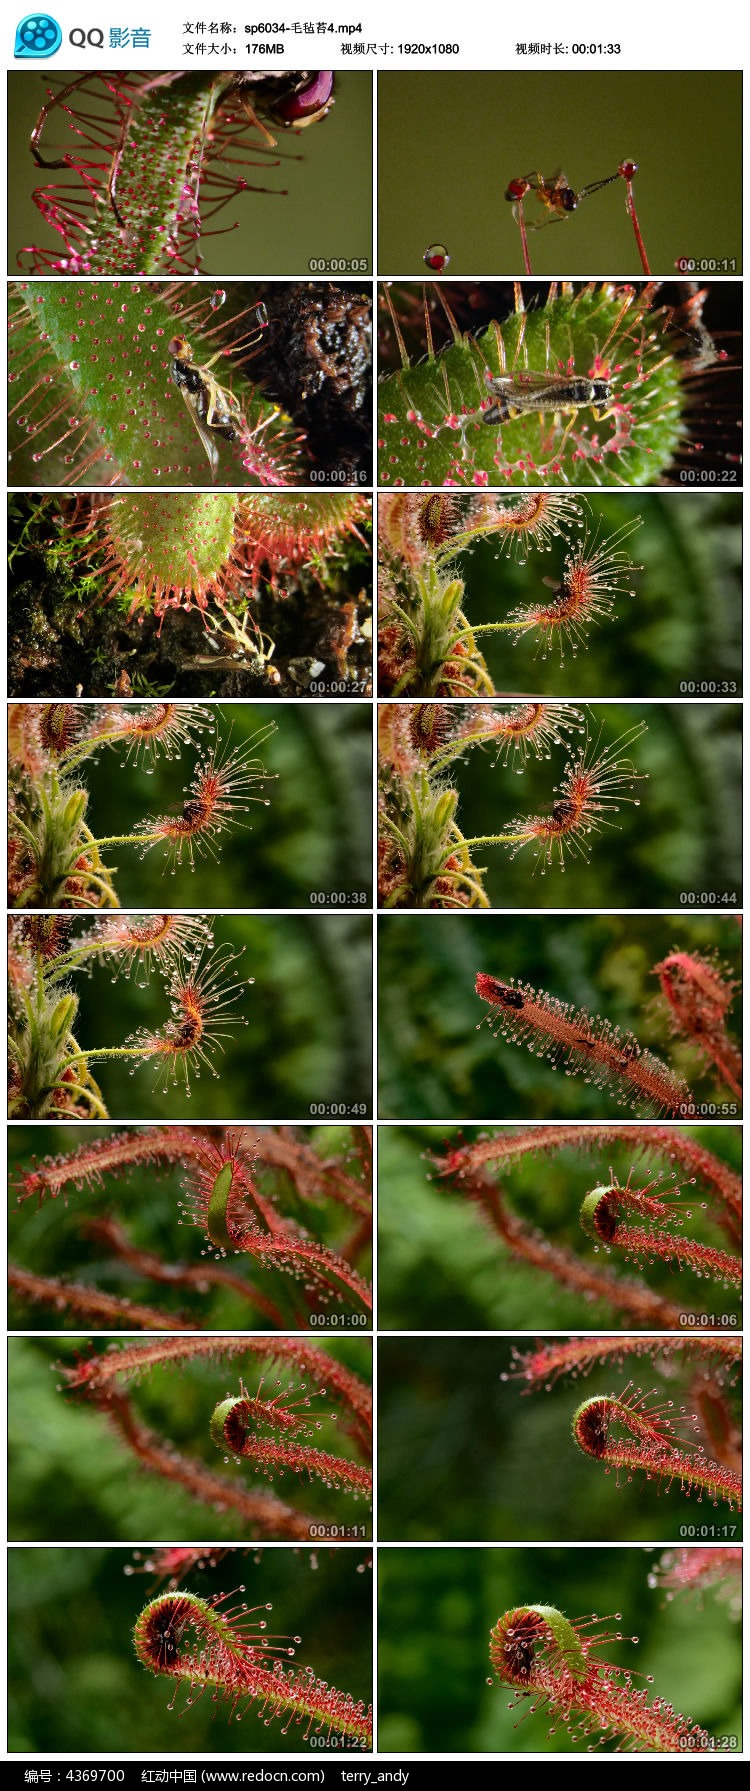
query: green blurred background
[
  {"left": 8, "top": 1334, "right": 371, "bottom": 1541},
  {"left": 8, "top": 71, "right": 372, "bottom": 275},
  {"left": 376, "top": 1123, "right": 742, "bottom": 1331},
  {"left": 377, "top": 492, "right": 741, "bottom": 698},
  {"left": 378, "top": 1546, "right": 741, "bottom": 1752},
  {"left": 377, "top": 72, "right": 742, "bottom": 275},
  {"left": 381, "top": 701, "right": 741, "bottom": 910},
  {"left": 49, "top": 702, "right": 372, "bottom": 909},
  {"left": 8, "top": 1546, "right": 372, "bottom": 1753},
  {"left": 8, "top": 1122, "right": 371, "bottom": 1331},
  {"left": 378, "top": 1336, "right": 742, "bottom": 1542},
  {"left": 377, "top": 913, "right": 742, "bottom": 1119},
  {"left": 41, "top": 912, "right": 372, "bottom": 1119}
]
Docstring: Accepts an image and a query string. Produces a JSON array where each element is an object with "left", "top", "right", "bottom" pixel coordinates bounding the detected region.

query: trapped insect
[
  {"left": 169, "top": 305, "right": 268, "bottom": 478},
  {"left": 505, "top": 159, "right": 649, "bottom": 275},
  {"left": 482, "top": 369, "right": 613, "bottom": 429}
]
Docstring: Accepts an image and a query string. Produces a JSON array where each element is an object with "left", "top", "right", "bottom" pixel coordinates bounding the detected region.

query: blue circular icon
[{"left": 14, "top": 14, "right": 62, "bottom": 56}]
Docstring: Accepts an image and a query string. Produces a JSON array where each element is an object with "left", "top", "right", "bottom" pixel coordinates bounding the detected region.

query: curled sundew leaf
[
  {"left": 11, "top": 1124, "right": 372, "bottom": 1328},
  {"left": 489, "top": 1602, "right": 711, "bottom": 1752},
  {"left": 580, "top": 1182, "right": 742, "bottom": 1287},
  {"left": 209, "top": 1388, "right": 373, "bottom": 1498},
  {"left": 134, "top": 1588, "right": 372, "bottom": 1745},
  {"left": 571, "top": 1386, "right": 742, "bottom": 1508}
]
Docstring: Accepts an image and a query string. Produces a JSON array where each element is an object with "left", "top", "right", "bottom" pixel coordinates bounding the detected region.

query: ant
[
  {"left": 505, "top": 160, "right": 650, "bottom": 276},
  {"left": 168, "top": 302, "right": 268, "bottom": 479}
]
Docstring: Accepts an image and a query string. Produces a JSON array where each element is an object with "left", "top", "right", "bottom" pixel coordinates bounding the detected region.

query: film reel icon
[{"left": 14, "top": 14, "right": 63, "bottom": 56}]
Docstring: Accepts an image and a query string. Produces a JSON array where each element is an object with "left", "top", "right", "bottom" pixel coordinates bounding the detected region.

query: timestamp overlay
[{"left": 2, "top": 0, "right": 746, "bottom": 1781}]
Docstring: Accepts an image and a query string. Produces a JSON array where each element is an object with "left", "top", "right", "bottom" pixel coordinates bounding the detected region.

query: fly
[{"left": 168, "top": 303, "right": 267, "bottom": 478}]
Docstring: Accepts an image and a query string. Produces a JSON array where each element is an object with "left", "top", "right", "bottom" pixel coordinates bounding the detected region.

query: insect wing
[{"left": 176, "top": 383, "right": 220, "bottom": 477}]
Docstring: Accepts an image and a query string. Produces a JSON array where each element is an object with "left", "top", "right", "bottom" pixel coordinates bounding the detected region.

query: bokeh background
[
  {"left": 8, "top": 1122, "right": 371, "bottom": 1331},
  {"left": 8, "top": 1334, "right": 372, "bottom": 1542},
  {"left": 8, "top": 71, "right": 372, "bottom": 275},
  {"left": 20, "top": 702, "right": 372, "bottom": 910},
  {"left": 377, "top": 1335, "right": 742, "bottom": 1542},
  {"left": 15, "top": 912, "right": 372, "bottom": 1119},
  {"left": 8, "top": 1547, "right": 372, "bottom": 1753},
  {"left": 379, "top": 701, "right": 741, "bottom": 910},
  {"left": 376, "top": 1123, "right": 741, "bottom": 1331},
  {"left": 378, "top": 1546, "right": 741, "bottom": 1753},
  {"left": 377, "top": 72, "right": 742, "bottom": 275},
  {"left": 377, "top": 491, "right": 741, "bottom": 698},
  {"left": 377, "top": 913, "right": 742, "bottom": 1120}
]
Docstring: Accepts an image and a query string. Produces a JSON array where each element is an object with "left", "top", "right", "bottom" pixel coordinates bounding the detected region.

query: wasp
[
  {"left": 504, "top": 166, "right": 634, "bottom": 224},
  {"left": 169, "top": 304, "right": 267, "bottom": 478},
  {"left": 504, "top": 160, "right": 650, "bottom": 275},
  {"left": 482, "top": 369, "right": 613, "bottom": 429}
]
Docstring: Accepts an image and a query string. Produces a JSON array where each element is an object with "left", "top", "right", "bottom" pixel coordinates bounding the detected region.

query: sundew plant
[
  {"left": 9, "top": 1333, "right": 372, "bottom": 1545},
  {"left": 8, "top": 912, "right": 252, "bottom": 1119},
  {"left": 9, "top": 1122, "right": 372, "bottom": 1331},
  {"left": 15, "top": 71, "right": 340, "bottom": 276},
  {"left": 377, "top": 1333, "right": 741, "bottom": 1544},
  {"left": 7, "top": 1546, "right": 373, "bottom": 1754},
  {"left": 475, "top": 940, "right": 742, "bottom": 1118},
  {"left": 8, "top": 701, "right": 276, "bottom": 909},
  {"left": 8, "top": 279, "right": 372, "bottom": 488},
  {"left": 376, "top": 914, "right": 742, "bottom": 1123},
  {"left": 378, "top": 281, "right": 738, "bottom": 489},
  {"left": 377, "top": 489, "right": 741, "bottom": 700},
  {"left": 7, "top": 491, "right": 373, "bottom": 699},
  {"left": 378, "top": 701, "right": 649, "bottom": 907},
  {"left": 425, "top": 1123, "right": 742, "bottom": 1330},
  {"left": 377, "top": 489, "right": 641, "bottom": 696},
  {"left": 375, "top": 1544, "right": 739, "bottom": 1754}
]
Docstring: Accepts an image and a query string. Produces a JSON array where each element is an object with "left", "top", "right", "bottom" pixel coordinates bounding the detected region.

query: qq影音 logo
[{"left": 14, "top": 13, "right": 62, "bottom": 55}]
